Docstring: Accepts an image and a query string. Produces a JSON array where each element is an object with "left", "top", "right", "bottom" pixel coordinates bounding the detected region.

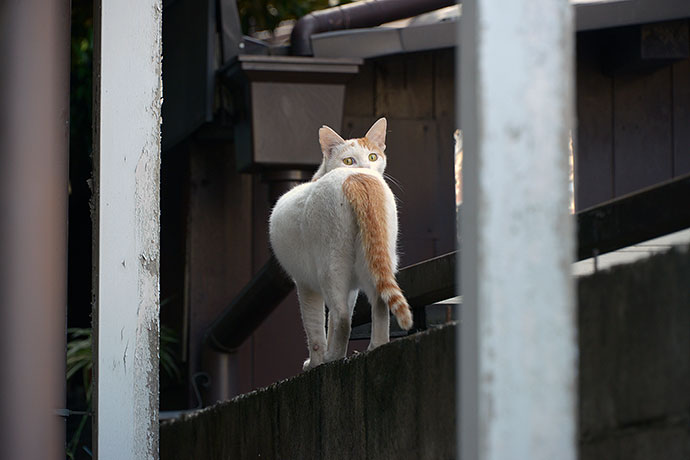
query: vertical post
[
  {"left": 458, "top": 1, "right": 577, "bottom": 459},
  {"left": 93, "top": 0, "right": 162, "bottom": 458},
  {"left": 0, "top": 1, "right": 70, "bottom": 459}
]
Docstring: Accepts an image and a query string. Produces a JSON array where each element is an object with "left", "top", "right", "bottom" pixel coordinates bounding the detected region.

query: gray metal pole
[
  {"left": 458, "top": 1, "right": 577, "bottom": 459},
  {"left": 0, "top": 1, "right": 70, "bottom": 459}
]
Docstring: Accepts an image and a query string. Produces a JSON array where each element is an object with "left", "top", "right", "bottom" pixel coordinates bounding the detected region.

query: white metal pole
[
  {"left": 93, "top": 1, "right": 162, "bottom": 458},
  {"left": 458, "top": 0, "right": 577, "bottom": 459}
]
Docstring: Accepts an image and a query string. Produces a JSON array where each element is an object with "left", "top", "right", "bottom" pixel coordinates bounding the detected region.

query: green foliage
[
  {"left": 66, "top": 328, "right": 93, "bottom": 403},
  {"left": 65, "top": 326, "right": 181, "bottom": 459},
  {"left": 237, "top": 0, "right": 353, "bottom": 35},
  {"left": 70, "top": 0, "right": 93, "bottom": 165},
  {"left": 66, "top": 326, "right": 182, "bottom": 400},
  {"left": 160, "top": 325, "right": 183, "bottom": 383},
  {"left": 65, "top": 327, "right": 91, "bottom": 460}
]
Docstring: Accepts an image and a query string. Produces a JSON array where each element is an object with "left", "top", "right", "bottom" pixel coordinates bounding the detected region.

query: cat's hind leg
[
  {"left": 357, "top": 270, "right": 391, "bottom": 351},
  {"left": 297, "top": 284, "right": 326, "bottom": 371},
  {"left": 324, "top": 289, "right": 358, "bottom": 363},
  {"left": 367, "top": 294, "right": 390, "bottom": 351}
]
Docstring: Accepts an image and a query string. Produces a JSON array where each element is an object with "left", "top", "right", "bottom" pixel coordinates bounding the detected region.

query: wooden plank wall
[
  {"left": 174, "top": 31, "right": 690, "bottom": 404},
  {"left": 183, "top": 141, "right": 255, "bottom": 402},
  {"left": 343, "top": 49, "right": 458, "bottom": 267},
  {"left": 174, "top": 141, "right": 310, "bottom": 401},
  {"left": 674, "top": 59, "right": 690, "bottom": 176},
  {"left": 576, "top": 30, "right": 690, "bottom": 210}
]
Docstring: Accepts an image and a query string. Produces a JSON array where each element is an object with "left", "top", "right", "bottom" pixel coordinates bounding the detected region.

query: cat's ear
[
  {"left": 319, "top": 125, "right": 346, "bottom": 157},
  {"left": 365, "top": 117, "right": 387, "bottom": 152}
]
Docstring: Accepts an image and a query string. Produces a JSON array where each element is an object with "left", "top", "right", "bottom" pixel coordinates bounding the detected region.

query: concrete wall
[
  {"left": 161, "top": 325, "right": 456, "bottom": 460},
  {"left": 579, "top": 247, "right": 690, "bottom": 459},
  {"left": 160, "top": 247, "right": 690, "bottom": 459}
]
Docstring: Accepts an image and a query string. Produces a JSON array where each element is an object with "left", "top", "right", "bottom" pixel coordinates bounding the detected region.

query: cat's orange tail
[{"left": 342, "top": 173, "right": 413, "bottom": 330}]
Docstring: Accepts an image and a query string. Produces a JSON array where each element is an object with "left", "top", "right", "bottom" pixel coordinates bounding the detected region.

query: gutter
[{"left": 290, "top": 0, "right": 457, "bottom": 56}]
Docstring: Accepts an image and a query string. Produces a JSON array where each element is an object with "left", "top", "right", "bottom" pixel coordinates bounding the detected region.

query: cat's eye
[
  {"left": 368, "top": 153, "right": 378, "bottom": 161},
  {"left": 343, "top": 157, "right": 354, "bottom": 165}
]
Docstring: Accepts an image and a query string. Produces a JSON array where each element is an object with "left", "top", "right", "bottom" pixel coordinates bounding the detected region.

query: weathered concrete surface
[
  {"left": 161, "top": 247, "right": 690, "bottom": 459},
  {"left": 161, "top": 325, "right": 456, "bottom": 460},
  {"left": 579, "top": 246, "right": 690, "bottom": 458}
]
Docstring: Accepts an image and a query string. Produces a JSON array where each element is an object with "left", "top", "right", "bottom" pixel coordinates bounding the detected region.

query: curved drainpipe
[{"left": 291, "top": 0, "right": 458, "bottom": 56}]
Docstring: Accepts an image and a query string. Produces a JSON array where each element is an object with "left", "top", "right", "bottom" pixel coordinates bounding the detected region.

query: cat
[{"left": 269, "top": 117, "right": 412, "bottom": 371}]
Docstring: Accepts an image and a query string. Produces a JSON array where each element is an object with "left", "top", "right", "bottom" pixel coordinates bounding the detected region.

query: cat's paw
[
  {"left": 367, "top": 340, "right": 388, "bottom": 352},
  {"left": 303, "top": 358, "right": 320, "bottom": 371}
]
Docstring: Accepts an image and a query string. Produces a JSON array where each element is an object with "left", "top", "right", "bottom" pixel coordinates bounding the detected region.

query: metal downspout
[
  {"left": 0, "top": 1, "right": 71, "bottom": 458},
  {"left": 291, "top": 0, "right": 457, "bottom": 56}
]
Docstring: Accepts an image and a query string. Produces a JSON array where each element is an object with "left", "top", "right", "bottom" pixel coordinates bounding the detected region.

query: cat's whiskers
[{"left": 383, "top": 173, "right": 404, "bottom": 193}]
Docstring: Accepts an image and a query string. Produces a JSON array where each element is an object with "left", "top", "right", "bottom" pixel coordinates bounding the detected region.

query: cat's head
[{"left": 316, "top": 118, "right": 387, "bottom": 178}]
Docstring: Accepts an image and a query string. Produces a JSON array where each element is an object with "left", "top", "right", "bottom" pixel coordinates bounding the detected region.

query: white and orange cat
[{"left": 269, "top": 118, "right": 412, "bottom": 371}]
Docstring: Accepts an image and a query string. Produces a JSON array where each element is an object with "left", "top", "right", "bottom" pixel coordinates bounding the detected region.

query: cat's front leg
[{"left": 296, "top": 285, "right": 326, "bottom": 371}]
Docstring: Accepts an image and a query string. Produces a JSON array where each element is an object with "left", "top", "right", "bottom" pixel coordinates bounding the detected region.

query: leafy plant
[
  {"left": 65, "top": 325, "right": 181, "bottom": 459},
  {"left": 65, "top": 328, "right": 93, "bottom": 459},
  {"left": 66, "top": 326, "right": 181, "bottom": 397},
  {"left": 160, "top": 326, "right": 182, "bottom": 383}
]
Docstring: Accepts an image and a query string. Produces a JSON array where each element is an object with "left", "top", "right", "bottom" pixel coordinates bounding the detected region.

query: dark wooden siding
[
  {"left": 673, "top": 59, "right": 690, "bottom": 176},
  {"left": 576, "top": 29, "right": 690, "bottom": 210},
  {"left": 576, "top": 33, "right": 616, "bottom": 209}
]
